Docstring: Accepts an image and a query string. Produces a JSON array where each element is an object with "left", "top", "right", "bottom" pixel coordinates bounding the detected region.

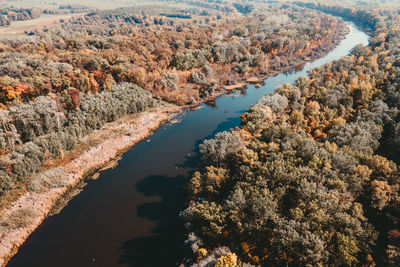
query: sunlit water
[{"left": 7, "top": 21, "right": 369, "bottom": 267}]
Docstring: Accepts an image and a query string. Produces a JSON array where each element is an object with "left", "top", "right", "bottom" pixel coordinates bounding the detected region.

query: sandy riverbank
[{"left": 0, "top": 104, "right": 181, "bottom": 266}]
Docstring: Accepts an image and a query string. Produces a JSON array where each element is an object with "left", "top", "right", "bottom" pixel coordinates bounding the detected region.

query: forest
[
  {"left": 2, "top": 0, "right": 400, "bottom": 266},
  {"left": 0, "top": 2, "right": 347, "bottom": 208},
  {"left": 182, "top": 1, "right": 400, "bottom": 266}
]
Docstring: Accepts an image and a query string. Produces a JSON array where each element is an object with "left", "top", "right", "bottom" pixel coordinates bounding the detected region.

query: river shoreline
[
  {"left": 0, "top": 18, "right": 351, "bottom": 267},
  {"left": 0, "top": 104, "right": 181, "bottom": 267},
  {"left": 222, "top": 24, "right": 350, "bottom": 91},
  {"left": 202, "top": 20, "right": 349, "bottom": 104}
]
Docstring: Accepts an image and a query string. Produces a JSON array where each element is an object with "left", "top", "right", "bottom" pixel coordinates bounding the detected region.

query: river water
[{"left": 7, "top": 20, "right": 369, "bottom": 267}]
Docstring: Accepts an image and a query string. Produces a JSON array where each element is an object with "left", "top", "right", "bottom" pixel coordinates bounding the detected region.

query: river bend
[{"left": 7, "top": 20, "right": 369, "bottom": 267}]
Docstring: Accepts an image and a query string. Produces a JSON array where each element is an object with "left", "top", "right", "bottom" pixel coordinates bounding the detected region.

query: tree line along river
[{"left": 7, "top": 19, "right": 369, "bottom": 267}]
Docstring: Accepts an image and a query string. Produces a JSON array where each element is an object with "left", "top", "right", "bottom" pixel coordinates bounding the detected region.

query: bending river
[{"left": 7, "top": 20, "right": 369, "bottom": 267}]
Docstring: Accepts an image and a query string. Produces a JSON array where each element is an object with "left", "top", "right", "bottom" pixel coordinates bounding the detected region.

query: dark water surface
[{"left": 7, "top": 21, "right": 369, "bottom": 267}]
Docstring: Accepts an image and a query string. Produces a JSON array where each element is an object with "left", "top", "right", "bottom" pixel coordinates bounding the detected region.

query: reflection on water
[{"left": 7, "top": 21, "right": 369, "bottom": 267}]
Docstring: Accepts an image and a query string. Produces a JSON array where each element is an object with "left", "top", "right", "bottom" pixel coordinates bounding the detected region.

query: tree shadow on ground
[{"left": 118, "top": 174, "right": 190, "bottom": 266}]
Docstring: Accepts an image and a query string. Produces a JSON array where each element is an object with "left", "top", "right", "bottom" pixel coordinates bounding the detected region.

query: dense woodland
[
  {"left": 4, "top": 1, "right": 400, "bottom": 266},
  {"left": 182, "top": 1, "right": 400, "bottom": 266},
  {"left": 0, "top": 3, "right": 347, "bottom": 204},
  {"left": 0, "top": 5, "right": 345, "bottom": 106}
]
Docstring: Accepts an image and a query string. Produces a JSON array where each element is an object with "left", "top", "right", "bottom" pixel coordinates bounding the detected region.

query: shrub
[
  {"left": 160, "top": 72, "right": 179, "bottom": 90},
  {"left": 172, "top": 51, "right": 199, "bottom": 71},
  {"left": 9, "top": 96, "right": 59, "bottom": 142},
  {"left": 28, "top": 167, "right": 69, "bottom": 193},
  {"left": 0, "top": 170, "right": 13, "bottom": 196},
  {"left": 11, "top": 142, "right": 45, "bottom": 181},
  {"left": 190, "top": 70, "right": 208, "bottom": 85},
  {"left": 0, "top": 207, "right": 39, "bottom": 230},
  {"left": 257, "top": 93, "right": 288, "bottom": 113},
  {"left": 199, "top": 131, "right": 243, "bottom": 166}
]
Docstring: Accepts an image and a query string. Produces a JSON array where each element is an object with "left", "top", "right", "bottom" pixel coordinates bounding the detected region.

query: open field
[
  {"left": 4, "top": 0, "right": 167, "bottom": 10},
  {"left": 0, "top": 13, "right": 84, "bottom": 39},
  {"left": 0, "top": 1, "right": 193, "bottom": 39}
]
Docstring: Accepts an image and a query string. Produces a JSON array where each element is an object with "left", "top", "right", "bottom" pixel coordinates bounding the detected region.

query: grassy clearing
[
  {"left": 27, "top": 168, "right": 69, "bottom": 193},
  {"left": 5, "top": 0, "right": 171, "bottom": 10},
  {"left": 0, "top": 13, "right": 84, "bottom": 39},
  {"left": 0, "top": 1, "right": 192, "bottom": 39},
  {"left": 0, "top": 208, "right": 38, "bottom": 230}
]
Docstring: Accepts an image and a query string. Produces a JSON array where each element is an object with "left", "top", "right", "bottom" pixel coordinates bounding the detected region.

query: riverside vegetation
[
  {"left": 0, "top": 1, "right": 351, "bottom": 265},
  {"left": 0, "top": 2, "right": 347, "bottom": 207},
  {"left": 182, "top": 1, "right": 400, "bottom": 266},
  {"left": 0, "top": 1, "right": 387, "bottom": 266}
]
